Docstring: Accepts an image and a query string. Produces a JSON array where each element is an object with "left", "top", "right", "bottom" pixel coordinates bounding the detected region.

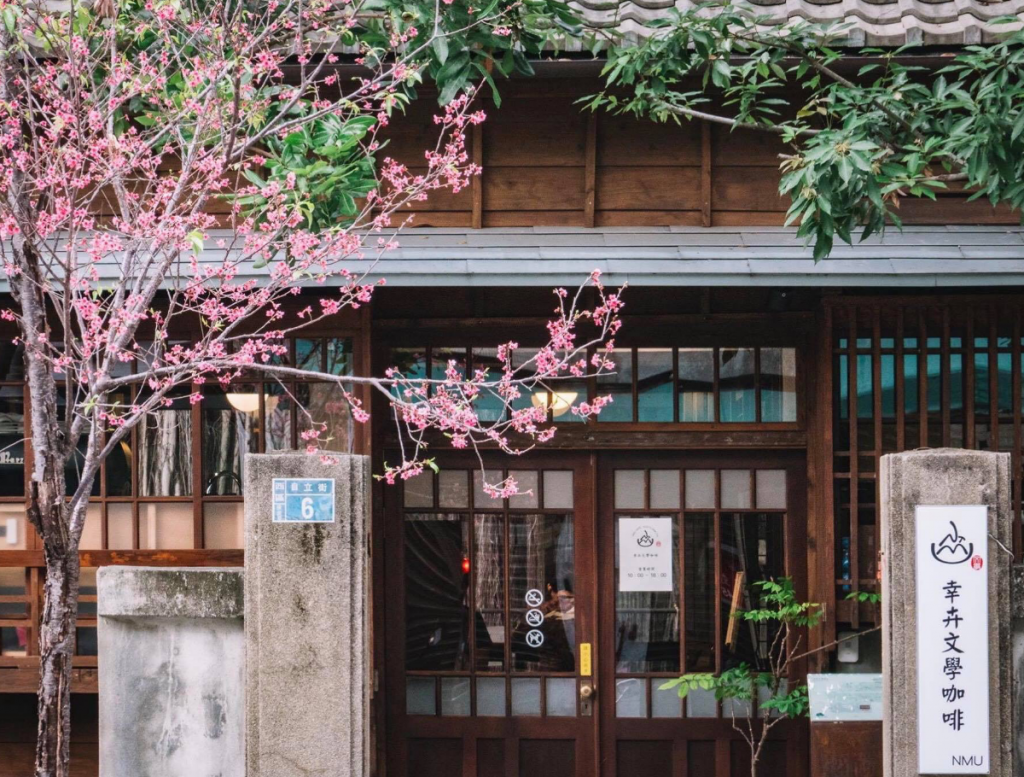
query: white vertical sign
[
  {"left": 916, "top": 505, "right": 989, "bottom": 774},
  {"left": 618, "top": 517, "right": 673, "bottom": 592}
]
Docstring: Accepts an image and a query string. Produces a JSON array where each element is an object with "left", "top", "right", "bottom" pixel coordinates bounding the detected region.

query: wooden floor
[{"left": 0, "top": 695, "right": 98, "bottom": 777}]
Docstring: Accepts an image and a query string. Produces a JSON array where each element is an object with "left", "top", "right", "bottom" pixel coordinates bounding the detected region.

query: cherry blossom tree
[{"left": 0, "top": 1, "right": 616, "bottom": 774}]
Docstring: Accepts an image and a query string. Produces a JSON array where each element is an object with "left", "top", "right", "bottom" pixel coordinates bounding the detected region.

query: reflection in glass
[
  {"left": 720, "top": 470, "right": 752, "bottom": 509},
  {"left": 543, "top": 471, "right": 573, "bottom": 509},
  {"left": 405, "top": 513, "right": 471, "bottom": 671},
  {"left": 264, "top": 384, "right": 293, "bottom": 451},
  {"left": 296, "top": 338, "right": 322, "bottom": 371},
  {"left": 202, "top": 387, "right": 258, "bottom": 495},
  {"left": 679, "top": 349, "right": 714, "bottom": 422},
  {"left": 508, "top": 470, "right": 539, "bottom": 509},
  {"left": 615, "top": 678, "right": 646, "bottom": 718},
  {"left": 684, "top": 514, "right": 715, "bottom": 671},
  {"left": 760, "top": 348, "right": 797, "bottom": 422},
  {"left": 649, "top": 470, "right": 680, "bottom": 510},
  {"left": 138, "top": 397, "right": 192, "bottom": 496},
  {"left": 438, "top": 470, "right": 469, "bottom": 509},
  {"left": 684, "top": 470, "right": 715, "bottom": 509},
  {"left": 297, "top": 383, "right": 354, "bottom": 453},
  {"left": 615, "top": 516, "right": 679, "bottom": 673},
  {"left": 720, "top": 513, "right": 785, "bottom": 670},
  {"left": 80, "top": 504, "right": 103, "bottom": 550},
  {"left": 441, "top": 677, "right": 471, "bottom": 716},
  {"left": 719, "top": 348, "right": 756, "bottom": 422},
  {"left": 471, "top": 348, "right": 505, "bottom": 423},
  {"left": 596, "top": 348, "right": 633, "bottom": 422},
  {"left": 638, "top": 349, "right": 674, "bottom": 422},
  {"left": 326, "top": 338, "right": 352, "bottom": 376},
  {"left": 510, "top": 514, "right": 575, "bottom": 672},
  {"left": 432, "top": 347, "right": 467, "bottom": 383},
  {"left": 404, "top": 472, "right": 434, "bottom": 508},
  {"left": 474, "top": 514, "right": 505, "bottom": 670},
  {"left": 0, "top": 387, "right": 24, "bottom": 497}
]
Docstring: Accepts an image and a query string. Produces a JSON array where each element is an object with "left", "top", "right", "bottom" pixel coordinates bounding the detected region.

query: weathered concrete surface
[
  {"left": 97, "top": 567, "right": 244, "bottom": 777},
  {"left": 1011, "top": 564, "right": 1024, "bottom": 777},
  {"left": 245, "top": 453, "right": 370, "bottom": 777},
  {"left": 881, "top": 449, "right": 1012, "bottom": 777}
]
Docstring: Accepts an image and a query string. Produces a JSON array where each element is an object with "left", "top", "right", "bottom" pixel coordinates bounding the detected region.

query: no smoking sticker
[{"left": 525, "top": 588, "right": 544, "bottom": 607}]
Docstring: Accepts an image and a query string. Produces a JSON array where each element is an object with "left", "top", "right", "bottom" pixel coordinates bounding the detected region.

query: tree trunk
[{"left": 34, "top": 502, "right": 80, "bottom": 777}]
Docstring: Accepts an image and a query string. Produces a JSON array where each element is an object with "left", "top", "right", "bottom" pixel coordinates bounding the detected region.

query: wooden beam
[
  {"left": 584, "top": 112, "right": 597, "bottom": 228},
  {"left": 701, "top": 121, "right": 712, "bottom": 227},
  {"left": 471, "top": 122, "right": 483, "bottom": 230}
]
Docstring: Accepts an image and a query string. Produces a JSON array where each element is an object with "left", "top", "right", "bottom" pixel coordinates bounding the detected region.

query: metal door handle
[{"left": 580, "top": 682, "right": 595, "bottom": 700}]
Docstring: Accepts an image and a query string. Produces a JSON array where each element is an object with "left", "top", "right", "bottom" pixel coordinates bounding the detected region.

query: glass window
[
  {"left": 596, "top": 348, "right": 633, "bottom": 422},
  {"left": 431, "top": 347, "right": 467, "bottom": 383},
  {"left": 719, "top": 348, "right": 756, "bottom": 422},
  {"left": 296, "top": 383, "right": 354, "bottom": 453},
  {"left": 0, "top": 386, "right": 24, "bottom": 497},
  {"left": 684, "top": 514, "right": 715, "bottom": 671},
  {"left": 296, "top": 339, "right": 322, "bottom": 372},
  {"left": 637, "top": 349, "right": 673, "bottom": 422},
  {"left": 615, "top": 516, "right": 679, "bottom": 673},
  {"left": 678, "top": 349, "right": 714, "bottom": 422},
  {"left": 138, "top": 396, "right": 192, "bottom": 496},
  {"left": 326, "top": 338, "right": 351, "bottom": 376},
  {"left": 264, "top": 384, "right": 293, "bottom": 451},
  {"left": 204, "top": 502, "right": 244, "bottom": 549},
  {"left": 760, "top": 348, "right": 797, "bottom": 422},
  {"left": 474, "top": 515, "right": 505, "bottom": 670},
  {"left": 107, "top": 503, "right": 134, "bottom": 549},
  {"left": 720, "top": 513, "right": 785, "bottom": 671},
  {"left": 405, "top": 514, "right": 471, "bottom": 671},
  {"left": 471, "top": 348, "right": 506, "bottom": 423},
  {"left": 202, "top": 386, "right": 259, "bottom": 496},
  {"left": 509, "top": 514, "right": 575, "bottom": 672},
  {"left": 138, "top": 503, "right": 194, "bottom": 549}
]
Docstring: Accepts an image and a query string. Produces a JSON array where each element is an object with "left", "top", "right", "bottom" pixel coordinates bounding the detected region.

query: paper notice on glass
[{"left": 618, "top": 517, "right": 673, "bottom": 592}]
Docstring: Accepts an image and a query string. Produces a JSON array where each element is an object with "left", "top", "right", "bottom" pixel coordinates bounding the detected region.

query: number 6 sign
[{"left": 273, "top": 478, "right": 336, "bottom": 523}]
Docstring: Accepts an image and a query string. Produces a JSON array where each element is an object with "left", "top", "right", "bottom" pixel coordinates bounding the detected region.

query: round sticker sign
[
  {"left": 526, "top": 629, "right": 544, "bottom": 648},
  {"left": 525, "top": 588, "right": 544, "bottom": 607},
  {"left": 971, "top": 554, "right": 984, "bottom": 571},
  {"left": 525, "top": 609, "right": 544, "bottom": 627}
]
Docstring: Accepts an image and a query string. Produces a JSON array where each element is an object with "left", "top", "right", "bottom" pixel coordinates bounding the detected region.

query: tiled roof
[{"left": 571, "top": 0, "right": 1024, "bottom": 47}]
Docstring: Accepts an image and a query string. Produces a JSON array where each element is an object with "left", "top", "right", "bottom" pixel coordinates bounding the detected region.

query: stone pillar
[
  {"left": 880, "top": 449, "right": 1012, "bottom": 777},
  {"left": 245, "top": 452, "right": 370, "bottom": 777},
  {"left": 1012, "top": 564, "right": 1024, "bottom": 777},
  {"left": 97, "top": 567, "right": 245, "bottom": 777}
]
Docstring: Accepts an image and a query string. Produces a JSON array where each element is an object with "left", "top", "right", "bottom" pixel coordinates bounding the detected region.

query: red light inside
[{"left": 461, "top": 557, "right": 471, "bottom": 574}]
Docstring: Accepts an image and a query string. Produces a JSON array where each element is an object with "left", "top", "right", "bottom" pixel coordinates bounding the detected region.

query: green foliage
[
  {"left": 846, "top": 590, "right": 881, "bottom": 604},
  {"left": 588, "top": 5, "right": 1024, "bottom": 260},
  {"left": 660, "top": 578, "right": 820, "bottom": 723}
]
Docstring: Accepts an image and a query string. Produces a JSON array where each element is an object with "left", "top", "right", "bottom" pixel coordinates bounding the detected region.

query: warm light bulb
[
  {"left": 226, "top": 393, "right": 260, "bottom": 413},
  {"left": 531, "top": 390, "right": 578, "bottom": 418}
]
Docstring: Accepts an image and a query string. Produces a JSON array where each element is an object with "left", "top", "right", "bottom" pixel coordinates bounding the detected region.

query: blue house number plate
[{"left": 272, "top": 478, "right": 336, "bottom": 523}]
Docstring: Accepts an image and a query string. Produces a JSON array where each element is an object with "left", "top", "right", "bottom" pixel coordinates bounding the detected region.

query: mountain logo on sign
[
  {"left": 636, "top": 529, "right": 655, "bottom": 548},
  {"left": 930, "top": 521, "right": 974, "bottom": 565}
]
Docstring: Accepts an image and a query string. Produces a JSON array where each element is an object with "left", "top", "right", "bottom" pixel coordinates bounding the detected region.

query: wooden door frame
[
  {"left": 595, "top": 449, "right": 810, "bottom": 777},
  {"left": 380, "top": 450, "right": 600, "bottom": 777}
]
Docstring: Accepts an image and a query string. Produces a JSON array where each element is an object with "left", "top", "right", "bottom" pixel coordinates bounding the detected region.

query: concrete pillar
[
  {"left": 97, "top": 567, "right": 245, "bottom": 777},
  {"left": 1012, "top": 564, "right": 1024, "bottom": 777},
  {"left": 245, "top": 452, "right": 370, "bottom": 777},
  {"left": 880, "top": 448, "right": 1012, "bottom": 777}
]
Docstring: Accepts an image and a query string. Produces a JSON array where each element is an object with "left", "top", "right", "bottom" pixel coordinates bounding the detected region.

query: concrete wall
[
  {"left": 880, "top": 449, "right": 1013, "bottom": 777},
  {"left": 245, "top": 453, "right": 371, "bottom": 777},
  {"left": 97, "top": 567, "right": 244, "bottom": 777}
]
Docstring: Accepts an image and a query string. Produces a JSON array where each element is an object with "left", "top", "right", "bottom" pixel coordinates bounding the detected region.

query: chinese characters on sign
[
  {"left": 618, "top": 517, "right": 673, "bottom": 592},
  {"left": 916, "top": 505, "right": 989, "bottom": 774},
  {"left": 272, "top": 478, "right": 336, "bottom": 523}
]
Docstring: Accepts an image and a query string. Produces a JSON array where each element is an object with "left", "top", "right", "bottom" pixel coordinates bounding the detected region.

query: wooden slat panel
[
  {"left": 712, "top": 168, "right": 788, "bottom": 213},
  {"left": 485, "top": 168, "right": 586, "bottom": 211},
  {"left": 595, "top": 211, "right": 702, "bottom": 227},
  {"left": 596, "top": 167, "right": 701, "bottom": 212},
  {"left": 598, "top": 116, "right": 702, "bottom": 167},
  {"left": 711, "top": 128, "right": 787, "bottom": 167}
]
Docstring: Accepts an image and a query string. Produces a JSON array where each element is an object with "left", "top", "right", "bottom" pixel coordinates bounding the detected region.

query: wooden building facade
[{"left": 2, "top": 65, "right": 1024, "bottom": 777}]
